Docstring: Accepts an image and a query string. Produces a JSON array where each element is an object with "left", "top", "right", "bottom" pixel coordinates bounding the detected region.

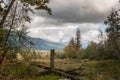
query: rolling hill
[{"left": 30, "top": 37, "right": 65, "bottom": 51}]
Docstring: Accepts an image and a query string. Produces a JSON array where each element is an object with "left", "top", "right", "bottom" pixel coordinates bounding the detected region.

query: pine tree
[
  {"left": 104, "top": 9, "right": 120, "bottom": 59},
  {"left": 75, "top": 28, "right": 81, "bottom": 50},
  {"left": 64, "top": 28, "right": 82, "bottom": 59},
  {"left": 69, "top": 37, "right": 75, "bottom": 47}
]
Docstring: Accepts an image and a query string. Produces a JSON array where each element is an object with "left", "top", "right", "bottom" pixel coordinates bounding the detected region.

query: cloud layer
[
  {"left": 27, "top": 0, "right": 118, "bottom": 45},
  {"left": 35, "top": 0, "right": 118, "bottom": 24}
]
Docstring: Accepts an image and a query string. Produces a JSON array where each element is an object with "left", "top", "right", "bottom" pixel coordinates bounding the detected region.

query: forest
[{"left": 0, "top": 0, "right": 120, "bottom": 80}]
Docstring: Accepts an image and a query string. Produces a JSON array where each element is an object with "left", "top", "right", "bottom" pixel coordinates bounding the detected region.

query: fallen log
[{"left": 37, "top": 64, "right": 81, "bottom": 80}]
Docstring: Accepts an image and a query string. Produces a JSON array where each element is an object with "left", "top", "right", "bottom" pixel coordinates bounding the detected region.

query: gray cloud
[
  {"left": 35, "top": 0, "right": 118, "bottom": 24},
  {"left": 28, "top": 23, "right": 100, "bottom": 43},
  {"left": 27, "top": 0, "right": 119, "bottom": 44}
]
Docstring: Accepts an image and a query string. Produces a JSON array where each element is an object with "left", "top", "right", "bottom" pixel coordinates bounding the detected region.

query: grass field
[
  {"left": 36, "top": 59, "right": 83, "bottom": 70},
  {"left": 36, "top": 59, "right": 120, "bottom": 80},
  {"left": 1, "top": 58, "right": 120, "bottom": 80}
]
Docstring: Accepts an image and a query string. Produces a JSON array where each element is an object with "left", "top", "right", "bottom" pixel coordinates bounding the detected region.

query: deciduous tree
[{"left": 0, "top": 0, "right": 51, "bottom": 64}]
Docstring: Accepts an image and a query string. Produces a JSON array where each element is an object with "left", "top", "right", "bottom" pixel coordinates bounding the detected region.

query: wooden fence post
[{"left": 50, "top": 49, "right": 55, "bottom": 69}]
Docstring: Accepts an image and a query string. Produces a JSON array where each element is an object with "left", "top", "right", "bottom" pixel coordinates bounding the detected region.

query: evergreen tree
[
  {"left": 75, "top": 28, "right": 81, "bottom": 50},
  {"left": 69, "top": 37, "right": 75, "bottom": 47},
  {"left": 104, "top": 9, "right": 120, "bottom": 59},
  {"left": 64, "top": 28, "right": 82, "bottom": 59},
  {"left": 82, "top": 42, "right": 98, "bottom": 59}
]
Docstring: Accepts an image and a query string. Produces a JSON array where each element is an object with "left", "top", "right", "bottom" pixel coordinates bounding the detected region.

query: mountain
[{"left": 30, "top": 37, "right": 65, "bottom": 51}]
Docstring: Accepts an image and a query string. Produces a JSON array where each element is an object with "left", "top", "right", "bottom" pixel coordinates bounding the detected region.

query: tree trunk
[
  {"left": 0, "top": 3, "right": 17, "bottom": 64},
  {"left": 0, "top": 50, "right": 8, "bottom": 64},
  {"left": 0, "top": 0, "right": 16, "bottom": 28}
]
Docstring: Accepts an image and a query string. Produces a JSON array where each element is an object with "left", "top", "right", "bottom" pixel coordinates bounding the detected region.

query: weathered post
[{"left": 50, "top": 49, "right": 55, "bottom": 69}]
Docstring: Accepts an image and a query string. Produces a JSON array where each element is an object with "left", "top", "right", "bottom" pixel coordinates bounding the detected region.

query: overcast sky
[{"left": 27, "top": 0, "right": 119, "bottom": 45}]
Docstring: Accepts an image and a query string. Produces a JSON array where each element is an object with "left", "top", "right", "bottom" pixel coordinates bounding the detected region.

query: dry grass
[{"left": 35, "top": 59, "right": 120, "bottom": 80}]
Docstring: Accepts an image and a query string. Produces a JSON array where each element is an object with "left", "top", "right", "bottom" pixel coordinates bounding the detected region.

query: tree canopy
[
  {"left": 0, "top": 0, "right": 51, "bottom": 64},
  {"left": 0, "top": 0, "right": 51, "bottom": 28}
]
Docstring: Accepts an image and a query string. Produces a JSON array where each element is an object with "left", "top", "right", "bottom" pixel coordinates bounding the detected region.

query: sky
[{"left": 27, "top": 0, "right": 119, "bottom": 46}]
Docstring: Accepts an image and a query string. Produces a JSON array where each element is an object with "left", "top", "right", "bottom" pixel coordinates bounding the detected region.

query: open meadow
[
  {"left": 0, "top": 0, "right": 120, "bottom": 80},
  {"left": 34, "top": 58, "right": 120, "bottom": 80}
]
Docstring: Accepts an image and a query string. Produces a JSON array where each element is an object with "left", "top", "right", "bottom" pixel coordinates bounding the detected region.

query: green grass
[
  {"left": 1, "top": 59, "right": 120, "bottom": 80},
  {"left": 37, "top": 59, "right": 120, "bottom": 80},
  {"left": 21, "top": 74, "right": 59, "bottom": 80},
  {"left": 37, "top": 59, "right": 83, "bottom": 70},
  {"left": 82, "top": 60, "right": 120, "bottom": 80}
]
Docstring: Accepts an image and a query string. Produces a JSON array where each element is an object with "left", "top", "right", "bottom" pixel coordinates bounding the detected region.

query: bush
[{"left": 0, "top": 61, "right": 40, "bottom": 79}]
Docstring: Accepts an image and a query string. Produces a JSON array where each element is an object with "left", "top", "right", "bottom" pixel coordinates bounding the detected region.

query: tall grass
[{"left": 83, "top": 60, "right": 120, "bottom": 80}]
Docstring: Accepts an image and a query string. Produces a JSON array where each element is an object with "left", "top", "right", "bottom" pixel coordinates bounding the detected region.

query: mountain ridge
[{"left": 30, "top": 37, "right": 65, "bottom": 51}]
